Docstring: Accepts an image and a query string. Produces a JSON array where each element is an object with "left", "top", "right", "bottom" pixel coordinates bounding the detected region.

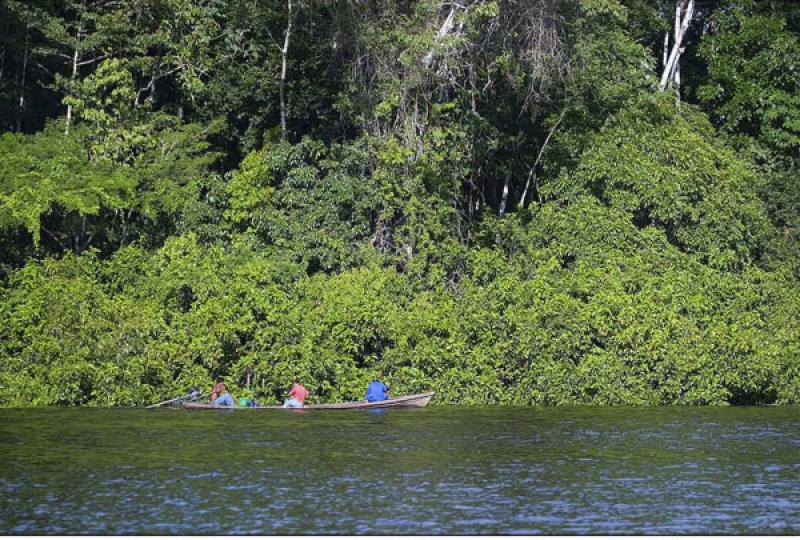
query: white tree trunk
[
  {"left": 65, "top": 19, "right": 83, "bottom": 135},
  {"left": 673, "top": 1, "right": 682, "bottom": 100},
  {"left": 519, "top": 108, "right": 566, "bottom": 208},
  {"left": 658, "top": 0, "right": 694, "bottom": 92},
  {"left": 17, "top": 27, "right": 29, "bottom": 132},
  {"left": 279, "top": 0, "right": 293, "bottom": 140},
  {"left": 423, "top": 7, "right": 457, "bottom": 67},
  {"left": 498, "top": 177, "right": 510, "bottom": 216}
]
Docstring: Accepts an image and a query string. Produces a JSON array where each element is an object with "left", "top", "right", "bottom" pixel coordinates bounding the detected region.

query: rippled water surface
[{"left": 1, "top": 406, "right": 798, "bottom": 534}]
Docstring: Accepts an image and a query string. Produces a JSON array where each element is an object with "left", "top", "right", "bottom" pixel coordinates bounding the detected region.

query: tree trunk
[
  {"left": 673, "top": 1, "right": 682, "bottom": 101},
  {"left": 658, "top": 0, "right": 693, "bottom": 93},
  {"left": 279, "top": 0, "right": 293, "bottom": 140},
  {"left": 423, "top": 7, "right": 457, "bottom": 67},
  {"left": 17, "top": 26, "right": 29, "bottom": 132},
  {"left": 65, "top": 19, "right": 83, "bottom": 135},
  {"left": 498, "top": 177, "right": 510, "bottom": 216},
  {"left": 520, "top": 108, "right": 566, "bottom": 208}
]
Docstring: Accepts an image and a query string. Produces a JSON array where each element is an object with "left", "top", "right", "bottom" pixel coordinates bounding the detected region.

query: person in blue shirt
[{"left": 364, "top": 380, "right": 389, "bottom": 402}]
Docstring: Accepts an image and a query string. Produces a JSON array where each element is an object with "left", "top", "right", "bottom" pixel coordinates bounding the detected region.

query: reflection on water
[{"left": 0, "top": 406, "right": 798, "bottom": 534}]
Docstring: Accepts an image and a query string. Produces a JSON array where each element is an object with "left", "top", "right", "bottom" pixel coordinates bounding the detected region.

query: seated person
[
  {"left": 283, "top": 380, "right": 308, "bottom": 408},
  {"left": 364, "top": 380, "right": 389, "bottom": 402},
  {"left": 210, "top": 377, "right": 234, "bottom": 407}
]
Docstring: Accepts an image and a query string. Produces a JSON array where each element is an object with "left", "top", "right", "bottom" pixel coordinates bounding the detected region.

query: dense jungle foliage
[{"left": 1, "top": 0, "right": 799, "bottom": 406}]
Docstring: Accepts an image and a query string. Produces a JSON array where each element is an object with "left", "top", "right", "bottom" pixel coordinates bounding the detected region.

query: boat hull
[{"left": 182, "top": 392, "right": 434, "bottom": 410}]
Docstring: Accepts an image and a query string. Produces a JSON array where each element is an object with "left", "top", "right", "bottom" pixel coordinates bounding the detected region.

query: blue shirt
[{"left": 365, "top": 381, "right": 388, "bottom": 402}]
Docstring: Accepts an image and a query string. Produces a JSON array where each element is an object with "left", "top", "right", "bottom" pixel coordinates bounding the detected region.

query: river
[{"left": 0, "top": 405, "right": 798, "bottom": 534}]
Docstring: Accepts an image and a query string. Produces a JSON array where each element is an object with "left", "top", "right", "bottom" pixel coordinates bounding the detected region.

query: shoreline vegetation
[{"left": 1, "top": 0, "right": 799, "bottom": 407}]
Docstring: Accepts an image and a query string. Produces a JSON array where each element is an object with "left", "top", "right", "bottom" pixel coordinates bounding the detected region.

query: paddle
[{"left": 146, "top": 389, "right": 207, "bottom": 409}]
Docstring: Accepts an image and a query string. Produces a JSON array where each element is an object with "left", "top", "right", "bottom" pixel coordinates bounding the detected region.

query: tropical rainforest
[{"left": 1, "top": 0, "right": 799, "bottom": 406}]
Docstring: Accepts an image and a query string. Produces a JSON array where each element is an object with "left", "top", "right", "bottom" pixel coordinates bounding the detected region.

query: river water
[{"left": 0, "top": 406, "right": 798, "bottom": 534}]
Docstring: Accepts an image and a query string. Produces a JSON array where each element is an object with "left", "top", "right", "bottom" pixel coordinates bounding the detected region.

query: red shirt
[{"left": 288, "top": 383, "right": 308, "bottom": 403}]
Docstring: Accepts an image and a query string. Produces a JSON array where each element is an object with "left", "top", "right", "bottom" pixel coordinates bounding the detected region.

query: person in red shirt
[{"left": 283, "top": 380, "right": 308, "bottom": 408}]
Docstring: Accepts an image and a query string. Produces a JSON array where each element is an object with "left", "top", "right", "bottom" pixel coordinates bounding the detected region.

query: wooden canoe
[{"left": 183, "top": 392, "right": 434, "bottom": 410}]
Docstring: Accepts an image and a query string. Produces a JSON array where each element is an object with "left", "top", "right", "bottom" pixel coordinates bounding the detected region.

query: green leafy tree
[
  {"left": 697, "top": 2, "right": 800, "bottom": 162},
  {"left": 0, "top": 123, "right": 134, "bottom": 254},
  {"left": 546, "top": 96, "right": 771, "bottom": 269},
  {"left": 226, "top": 137, "right": 381, "bottom": 272}
]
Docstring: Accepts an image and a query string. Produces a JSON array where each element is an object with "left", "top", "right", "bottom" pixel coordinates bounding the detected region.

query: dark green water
[{"left": 0, "top": 406, "right": 798, "bottom": 534}]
